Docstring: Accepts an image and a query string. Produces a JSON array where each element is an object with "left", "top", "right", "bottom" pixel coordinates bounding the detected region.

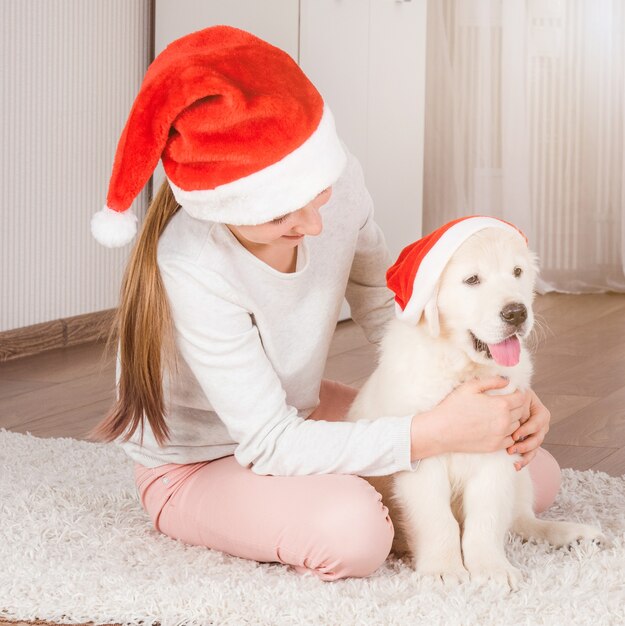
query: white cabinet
[
  {"left": 154, "top": 0, "right": 299, "bottom": 61},
  {"left": 299, "top": 0, "right": 427, "bottom": 260}
]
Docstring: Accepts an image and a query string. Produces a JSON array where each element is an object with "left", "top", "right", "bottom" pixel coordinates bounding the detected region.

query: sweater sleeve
[
  {"left": 344, "top": 160, "right": 396, "bottom": 345},
  {"left": 159, "top": 256, "right": 414, "bottom": 477}
]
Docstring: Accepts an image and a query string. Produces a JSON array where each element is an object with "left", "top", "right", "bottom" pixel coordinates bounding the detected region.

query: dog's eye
[
  {"left": 514, "top": 267, "right": 523, "bottom": 278},
  {"left": 464, "top": 275, "right": 480, "bottom": 286}
]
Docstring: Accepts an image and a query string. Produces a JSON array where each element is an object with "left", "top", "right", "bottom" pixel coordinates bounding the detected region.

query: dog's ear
[{"left": 423, "top": 289, "right": 440, "bottom": 338}]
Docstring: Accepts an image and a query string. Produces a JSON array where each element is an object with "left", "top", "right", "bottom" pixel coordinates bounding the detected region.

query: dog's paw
[
  {"left": 515, "top": 517, "right": 608, "bottom": 550},
  {"left": 547, "top": 522, "right": 605, "bottom": 549},
  {"left": 417, "top": 567, "right": 470, "bottom": 587},
  {"left": 466, "top": 561, "right": 522, "bottom": 592},
  {"left": 416, "top": 561, "right": 470, "bottom": 586},
  {"left": 441, "top": 568, "right": 471, "bottom": 586},
  {"left": 566, "top": 529, "right": 608, "bottom": 551}
]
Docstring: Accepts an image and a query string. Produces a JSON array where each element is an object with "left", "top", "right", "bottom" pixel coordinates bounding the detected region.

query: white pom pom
[{"left": 91, "top": 206, "right": 138, "bottom": 248}]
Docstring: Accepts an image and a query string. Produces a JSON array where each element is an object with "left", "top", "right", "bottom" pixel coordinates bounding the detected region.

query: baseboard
[{"left": 0, "top": 309, "right": 117, "bottom": 362}]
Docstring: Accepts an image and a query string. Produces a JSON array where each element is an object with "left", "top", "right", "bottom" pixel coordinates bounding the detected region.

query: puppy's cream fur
[{"left": 347, "top": 228, "right": 603, "bottom": 589}]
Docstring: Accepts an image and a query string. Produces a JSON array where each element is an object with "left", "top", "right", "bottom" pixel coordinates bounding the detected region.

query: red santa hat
[
  {"left": 386, "top": 216, "right": 528, "bottom": 326},
  {"left": 91, "top": 25, "right": 346, "bottom": 247}
]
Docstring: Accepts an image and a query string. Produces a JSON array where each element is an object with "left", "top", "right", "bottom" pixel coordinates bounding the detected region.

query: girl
[{"left": 91, "top": 25, "right": 558, "bottom": 581}]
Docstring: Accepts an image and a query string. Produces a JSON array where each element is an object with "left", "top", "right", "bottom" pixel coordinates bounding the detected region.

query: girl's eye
[
  {"left": 514, "top": 266, "right": 523, "bottom": 278},
  {"left": 464, "top": 275, "right": 480, "bottom": 286},
  {"left": 272, "top": 214, "right": 289, "bottom": 225}
]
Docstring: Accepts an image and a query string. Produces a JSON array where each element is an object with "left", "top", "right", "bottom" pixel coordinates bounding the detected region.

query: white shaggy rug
[{"left": 1, "top": 429, "right": 624, "bottom": 626}]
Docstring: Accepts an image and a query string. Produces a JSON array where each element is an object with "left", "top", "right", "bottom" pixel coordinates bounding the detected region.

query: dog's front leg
[
  {"left": 461, "top": 454, "right": 521, "bottom": 590},
  {"left": 394, "top": 458, "right": 468, "bottom": 584}
]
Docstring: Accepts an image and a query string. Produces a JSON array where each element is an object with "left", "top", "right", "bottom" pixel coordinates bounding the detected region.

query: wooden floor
[{"left": 1, "top": 293, "right": 625, "bottom": 477}]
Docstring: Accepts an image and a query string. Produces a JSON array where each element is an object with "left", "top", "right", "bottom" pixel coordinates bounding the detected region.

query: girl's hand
[
  {"left": 507, "top": 388, "right": 551, "bottom": 471},
  {"left": 411, "top": 376, "right": 528, "bottom": 460}
]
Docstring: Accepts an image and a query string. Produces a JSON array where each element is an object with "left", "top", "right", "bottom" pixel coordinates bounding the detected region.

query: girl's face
[{"left": 227, "top": 187, "right": 332, "bottom": 249}]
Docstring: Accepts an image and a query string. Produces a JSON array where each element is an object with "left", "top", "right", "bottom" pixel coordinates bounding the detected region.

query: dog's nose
[{"left": 500, "top": 303, "right": 527, "bottom": 327}]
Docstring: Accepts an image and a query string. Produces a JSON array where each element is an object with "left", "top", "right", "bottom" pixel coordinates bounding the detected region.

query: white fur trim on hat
[
  {"left": 167, "top": 106, "right": 347, "bottom": 225},
  {"left": 90, "top": 206, "right": 138, "bottom": 248},
  {"left": 397, "top": 217, "right": 525, "bottom": 325}
]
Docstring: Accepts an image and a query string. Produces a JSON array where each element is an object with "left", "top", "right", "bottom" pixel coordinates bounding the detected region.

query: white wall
[
  {"left": 1, "top": 0, "right": 151, "bottom": 332},
  {"left": 154, "top": 0, "right": 299, "bottom": 58},
  {"left": 299, "top": 0, "right": 427, "bottom": 261}
]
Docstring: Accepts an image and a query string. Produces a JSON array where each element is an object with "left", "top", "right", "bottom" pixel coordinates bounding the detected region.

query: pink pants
[{"left": 135, "top": 380, "right": 562, "bottom": 581}]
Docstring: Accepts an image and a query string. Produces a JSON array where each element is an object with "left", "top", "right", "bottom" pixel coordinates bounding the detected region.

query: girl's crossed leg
[
  {"left": 135, "top": 455, "right": 393, "bottom": 581},
  {"left": 134, "top": 379, "right": 561, "bottom": 581}
]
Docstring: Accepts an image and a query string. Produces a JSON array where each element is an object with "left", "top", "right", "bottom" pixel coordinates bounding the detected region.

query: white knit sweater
[{"left": 119, "top": 153, "right": 416, "bottom": 476}]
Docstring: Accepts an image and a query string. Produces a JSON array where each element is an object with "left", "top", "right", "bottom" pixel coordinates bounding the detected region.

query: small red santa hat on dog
[
  {"left": 386, "top": 215, "right": 528, "bottom": 326},
  {"left": 91, "top": 25, "right": 346, "bottom": 247}
]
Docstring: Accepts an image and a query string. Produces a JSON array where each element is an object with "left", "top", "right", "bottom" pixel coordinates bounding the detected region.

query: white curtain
[{"left": 423, "top": 0, "right": 625, "bottom": 292}]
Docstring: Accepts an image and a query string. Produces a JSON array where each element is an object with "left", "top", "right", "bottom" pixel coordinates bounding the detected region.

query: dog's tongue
[{"left": 487, "top": 336, "right": 521, "bottom": 367}]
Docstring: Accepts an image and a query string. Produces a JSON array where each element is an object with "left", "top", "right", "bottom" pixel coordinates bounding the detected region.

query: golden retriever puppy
[{"left": 347, "top": 217, "right": 603, "bottom": 590}]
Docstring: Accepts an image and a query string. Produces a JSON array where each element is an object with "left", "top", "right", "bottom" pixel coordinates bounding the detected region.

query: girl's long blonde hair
[{"left": 90, "top": 180, "right": 181, "bottom": 446}]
